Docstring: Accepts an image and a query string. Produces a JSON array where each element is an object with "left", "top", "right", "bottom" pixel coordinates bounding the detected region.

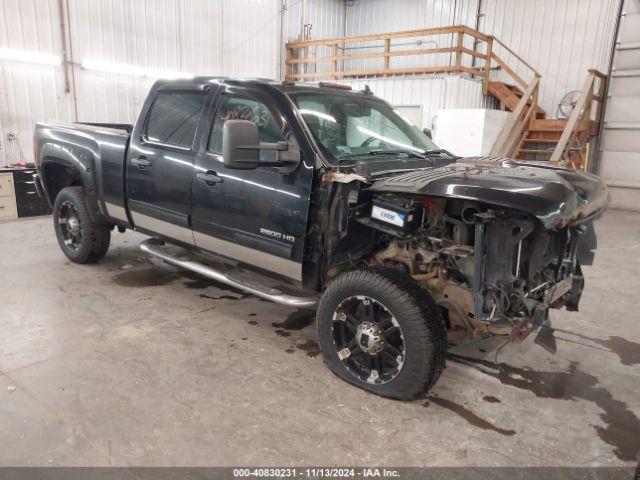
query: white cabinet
[{"left": 0, "top": 173, "right": 18, "bottom": 220}]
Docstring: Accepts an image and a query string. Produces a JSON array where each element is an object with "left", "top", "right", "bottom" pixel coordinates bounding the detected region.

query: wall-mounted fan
[{"left": 557, "top": 90, "right": 581, "bottom": 118}]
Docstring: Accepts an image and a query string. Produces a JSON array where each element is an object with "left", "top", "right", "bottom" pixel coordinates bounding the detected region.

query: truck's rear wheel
[
  {"left": 53, "top": 186, "right": 111, "bottom": 263},
  {"left": 316, "top": 269, "right": 447, "bottom": 400}
]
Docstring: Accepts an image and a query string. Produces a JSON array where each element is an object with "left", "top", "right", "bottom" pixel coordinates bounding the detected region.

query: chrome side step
[{"left": 140, "top": 239, "right": 318, "bottom": 308}]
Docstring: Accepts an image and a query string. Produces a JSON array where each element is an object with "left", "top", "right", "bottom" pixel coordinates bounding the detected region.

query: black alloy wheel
[
  {"left": 57, "top": 200, "right": 83, "bottom": 252},
  {"left": 53, "top": 186, "right": 111, "bottom": 263},
  {"left": 317, "top": 269, "right": 447, "bottom": 400},
  {"left": 332, "top": 295, "right": 406, "bottom": 385}
]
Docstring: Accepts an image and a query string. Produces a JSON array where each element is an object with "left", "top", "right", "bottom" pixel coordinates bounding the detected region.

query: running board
[{"left": 139, "top": 239, "right": 318, "bottom": 308}]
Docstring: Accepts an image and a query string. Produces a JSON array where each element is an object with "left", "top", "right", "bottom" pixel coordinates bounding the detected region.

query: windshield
[{"left": 289, "top": 91, "right": 440, "bottom": 163}]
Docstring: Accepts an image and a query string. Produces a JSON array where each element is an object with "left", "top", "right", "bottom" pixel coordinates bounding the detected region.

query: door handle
[
  {"left": 131, "top": 157, "right": 152, "bottom": 168},
  {"left": 197, "top": 171, "right": 223, "bottom": 186}
]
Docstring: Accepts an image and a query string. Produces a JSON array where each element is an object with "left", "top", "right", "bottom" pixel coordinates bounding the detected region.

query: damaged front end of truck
[{"left": 316, "top": 157, "right": 609, "bottom": 344}]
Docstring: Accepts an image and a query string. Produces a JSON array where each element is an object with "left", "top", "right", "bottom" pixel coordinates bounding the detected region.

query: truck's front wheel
[
  {"left": 53, "top": 186, "right": 111, "bottom": 263},
  {"left": 316, "top": 269, "right": 447, "bottom": 400}
]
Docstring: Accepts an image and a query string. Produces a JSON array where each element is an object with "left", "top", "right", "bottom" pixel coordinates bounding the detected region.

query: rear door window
[{"left": 145, "top": 91, "right": 207, "bottom": 148}]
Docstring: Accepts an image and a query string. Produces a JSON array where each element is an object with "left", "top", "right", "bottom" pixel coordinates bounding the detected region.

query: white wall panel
[
  {"left": 0, "top": 0, "right": 288, "bottom": 165},
  {"left": 0, "top": 0, "right": 624, "bottom": 167},
  {"left": 479, "top": 0, "right": 620, "bottom": 115},
  {"left": 0, "top": 0, "right": 72, "bottom": 165},
  {"left": 335, "top": 0, "right": 479, "bottom": 74},
  {"left": 344, "top": 0, "right": 479, "bottom": 35},
  {"left": 0, "top": 0, "right": 349, "bottom": 166}
]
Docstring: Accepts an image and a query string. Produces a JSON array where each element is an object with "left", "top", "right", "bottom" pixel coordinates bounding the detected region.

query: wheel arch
[{"left": 41, "top": 152, "right": 107, "bottom": 224}]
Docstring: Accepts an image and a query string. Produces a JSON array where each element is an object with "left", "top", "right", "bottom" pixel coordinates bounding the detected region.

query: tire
[
  {"left": 53, "top": 186, "right": 111, "bottom": 263},
  {"left": 316, "top": 268, "right": 447, "bottom": 400}
]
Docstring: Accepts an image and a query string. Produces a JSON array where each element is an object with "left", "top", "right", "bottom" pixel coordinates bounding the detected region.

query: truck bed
[{"left": 34, "top": 120, "right": 132, "bottom": 225}]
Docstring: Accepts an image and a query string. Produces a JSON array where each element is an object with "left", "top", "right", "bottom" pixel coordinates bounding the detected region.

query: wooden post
[
  {"left": 285, "top": 46, "right": 293, "bottom": 81},
  {"left": 332, "top": 44, "right": 339, "bottom": 79},
  {"left": 529, "top": 75, "right": 540, "bottom": 129},
  {"left": 384, "top": 38, "right": 391, "bottom": 73},
  {"left": 490, "top": 76, "right": 540, "bottom": 156},
  {"left": 550, "top": 72, "right": 595, "bottom": 164},
  {"left": 482, "top": 36, "right": 493, "bottom": 95},
  {"left": 455, "top": 30, "right": 464, "bottom": 72},
  {"left": 592, "top": 70, "right": 606, "bottom": 132}
]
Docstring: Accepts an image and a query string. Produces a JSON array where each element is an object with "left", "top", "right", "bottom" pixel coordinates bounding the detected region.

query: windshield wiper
[
  {"left": 334, "top": 148, "right": 444, "bottom": 163},
  {"left": 367, "top": 149, "right": 426, "bottom": 159},
  {"left": 424, "top": 148, "right": 453, "bottom": 156}
]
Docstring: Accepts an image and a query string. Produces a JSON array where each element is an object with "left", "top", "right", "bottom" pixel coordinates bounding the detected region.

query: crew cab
[{"left": 33, "top": 78, "right": 609, "bottom": 399}]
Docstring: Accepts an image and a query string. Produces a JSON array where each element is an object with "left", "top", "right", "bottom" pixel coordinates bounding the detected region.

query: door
[
  {"left": 191, "top": 86, "right": 313, "bottom": 283},
  {"left": 126, "top": 85, "right": 209, "bottom": 245}
]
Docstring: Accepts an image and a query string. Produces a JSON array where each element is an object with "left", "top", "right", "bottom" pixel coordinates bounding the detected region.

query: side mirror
[
  {"left": 423, "top": 127, "right": 432, "bottom": 139},
  {"left": 223, "top": 120, "right": 300, "bottom": 170},
  {"left": 223, "top": 120, "right": 260, "bottom": 170}
]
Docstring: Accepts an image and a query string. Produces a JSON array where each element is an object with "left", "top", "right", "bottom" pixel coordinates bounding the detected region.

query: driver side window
[{"left": 208, "top": 94, "right": 287, "bottom": 161}]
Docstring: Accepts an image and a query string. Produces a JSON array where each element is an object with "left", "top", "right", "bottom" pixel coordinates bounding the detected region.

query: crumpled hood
[{"left": 367, "top": 156, "right": 610, "bottom": 229}]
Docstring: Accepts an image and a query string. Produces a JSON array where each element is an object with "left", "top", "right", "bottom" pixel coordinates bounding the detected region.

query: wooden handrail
[
  {"left": 285, "top": 25, "right": 538, "bottom": 93},
  {"left": 286, "top": 65, "right": 482, "bottom": 80},
  {"left": 492, "top": 37, "right": 541, "bottom": 77},
  {"left": 285, "top": 46, "right": 485, "bottom": 66},
  {"left": 490, "top": 76, "right": 540, "bottom": 156},
  {"left": 549, "top": 70, "right": 606, "bottom": 166},
  {"left": 285, "top": 25, "right": 465, "bottom": 49},
  {"left": 490, "top": 52, "right": 528, "bottom": 89}
]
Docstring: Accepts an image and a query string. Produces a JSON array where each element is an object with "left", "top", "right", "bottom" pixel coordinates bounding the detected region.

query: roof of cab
[{"left": 154, "top": 76, "right": 372, "bottom": 96}]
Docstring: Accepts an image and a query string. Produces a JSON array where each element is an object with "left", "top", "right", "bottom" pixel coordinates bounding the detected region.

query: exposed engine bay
[{"left": 322, "top": 179, "right": 593, "bottom": 342}]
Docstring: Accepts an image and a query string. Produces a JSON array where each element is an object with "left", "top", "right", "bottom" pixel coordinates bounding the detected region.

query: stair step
[
  {"left": 502, "top": 82, "right": 524, "bottom": 94},
  {"left": 487, "top": 81, "right": 547, "bottom": 118},
  {"left": 517, "top": 149, "right": 554, "bottom": 154},
  {"left": 530, "top": 119, "right": 568, "bottom": 131},
  {"left": 523, "top": 138, "right": 558, "bottom": 143}
]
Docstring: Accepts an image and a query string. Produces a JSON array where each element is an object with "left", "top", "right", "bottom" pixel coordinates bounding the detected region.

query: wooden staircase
[
  {"left": 516, "top": 118, "right": 566, "bottom": 160},
  {"left": 487, "top": 81, "right": 546, "bottom": 119},
  {"left": 487, "top": 70, "right": 607, "bottom": 171}
]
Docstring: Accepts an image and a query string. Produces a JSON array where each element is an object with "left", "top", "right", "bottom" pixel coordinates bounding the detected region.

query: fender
[{"left": 38, "top": 136, "right": 107, "bottom": 224}]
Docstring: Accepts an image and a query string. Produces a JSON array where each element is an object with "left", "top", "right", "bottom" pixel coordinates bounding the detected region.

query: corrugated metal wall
[
  {"left": 0, "top": 0, "right": 623, "bottom": 166},
  {"left": 344, "top": 0, "right": 479, "bottom": 35},
  {"left": 0, "top": 0, "right": 335, "bottom": 166},
  {"left": 480, "top": 0, "right": 620, "bottom": 116},
  {"left": 0, "top": 0, "right": 72, "bottom": 165}
]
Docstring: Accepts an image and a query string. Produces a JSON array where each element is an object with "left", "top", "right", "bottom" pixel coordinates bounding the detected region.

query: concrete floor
[{"left": 0, "top": 210, "right": 638, "bottom": 467}]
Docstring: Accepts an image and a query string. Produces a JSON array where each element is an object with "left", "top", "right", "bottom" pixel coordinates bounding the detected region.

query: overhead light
[
  {"left": 81, "top": 59, "right": 193, "bottom": 80},
  {"left": 0, "top": 47, "right": 60, "bottom": 66}
]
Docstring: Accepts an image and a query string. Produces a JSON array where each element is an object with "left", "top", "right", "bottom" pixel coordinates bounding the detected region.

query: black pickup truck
[{"left": 33, "top": 78, "right": 608, "bottom": 399}]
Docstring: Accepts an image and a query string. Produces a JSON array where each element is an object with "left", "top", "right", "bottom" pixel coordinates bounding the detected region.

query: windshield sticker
[{"left": 336, "top": 145, "right": 352, "bottom": 154}]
